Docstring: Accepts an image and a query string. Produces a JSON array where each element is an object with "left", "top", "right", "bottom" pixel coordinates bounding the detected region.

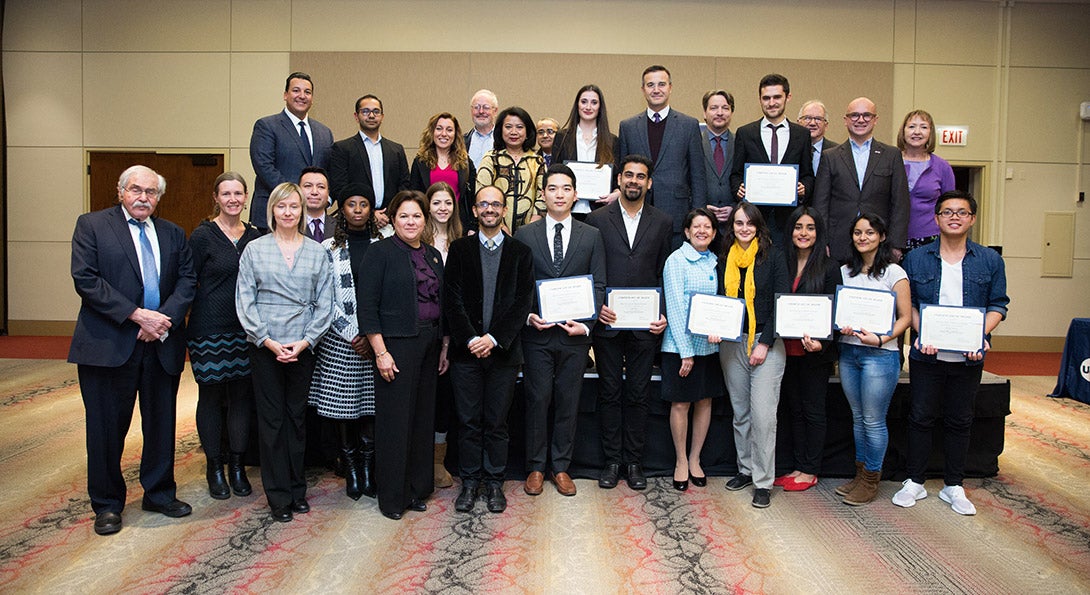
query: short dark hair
[
  {"left": 299, "top": 166, "right": 328, "bottom": 184},
  {"left": 619, "top": 154, "right": 654, "bottom": 178},
  {"left": 642, "top": 65, "right": 671, "bottom": 81},
  {"left": 545, "top": 163, "right": 577, "bottom": 189},
  {"left": 492, "top": 106, "right": 536, "bottom": 152},
  {"left": 758, "top": 73, "right": 790, "bottom": 95},
  {"left": 386, "top": 190, "right": 430, "bottom": 225},
  {"left": 702, "top": 89, "right": 735, "bottom": 111},
  {"left": 285, "top": 72, "right": 313, "bottom": 92},
  {"left": 355, "top": 94, "right": 383, "bottom": 113},
  {"left": 935, "top": 190, "right": 977, "bottom": 215}
]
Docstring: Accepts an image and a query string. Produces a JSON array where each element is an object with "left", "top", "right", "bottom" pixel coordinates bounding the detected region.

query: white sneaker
[
  {"left": 892, "top": 479, "right": 928, "bottom": 508},
  {"left": 939, "top": 485, "right": 977, "bottom": 516}
]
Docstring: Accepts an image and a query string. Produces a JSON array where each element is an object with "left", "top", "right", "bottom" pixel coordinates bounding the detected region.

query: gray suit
[
  {"left": 699, "top": 123, "right": 736, "bottom": 213},
  {"left": 303, "top": 214, "right": 336, "bottom": 243},
  {"left": 249, "top": 111, "right": 334, "bottom": 230}
]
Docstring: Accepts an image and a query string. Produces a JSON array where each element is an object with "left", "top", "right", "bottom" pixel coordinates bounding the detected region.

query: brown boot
[
  {"left": 843, "top": 468, "right": 881, "bottom": 505},
  {"left": 434, "top": 443, "right": 454, "bottom": 488},
  {"left": 835, "top": 461, "right": 864, "bottom": 497}
]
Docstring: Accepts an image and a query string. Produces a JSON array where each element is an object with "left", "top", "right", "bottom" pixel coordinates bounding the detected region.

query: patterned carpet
[{"left": 1, "top": 360, "right": 1088, "bottom": 594}]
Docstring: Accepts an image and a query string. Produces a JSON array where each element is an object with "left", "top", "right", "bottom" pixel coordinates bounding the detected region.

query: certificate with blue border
[
  {"left": 775, "top": 293, "right": 833, "bottom": 339},
  {"left": 833, "top": 285, "right": 895, "bottom": 336},
  {"left": 919, "top": 304, "right": 986, "bottom": 353},
  {"left": 743, "top": 163, "right": 799, "bottom": 206},
  {"left": 686, "top": 294, "right": 745, "bottom": 341},
  {"left": 606, "top": 287, "right": 661, "bottom": 330},
  {"left": 536, "top": 275, "right": 596, "bottom": 324}
]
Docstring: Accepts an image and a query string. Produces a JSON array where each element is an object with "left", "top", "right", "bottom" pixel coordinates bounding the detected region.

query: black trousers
[
  {"left": 907, "top": 358, "right": 983, "bottom": 486},
  {"left": 522, "top": 338, "right": 589, "bottom": 473},
  {"left": 250, "top": 346, "right": 315, "bottom": 509},
  {"left": 781, "top": 355, "right": 834, "bottom": 475},
  {"left": 195, "top": 377, "right": 253, "bottom": 459},
  {"left": 375, "top": 324, "right": 440, "bottom": 515},
  {"left": 593, "top": 331, "right": 657, "bottom": 465},
  {"left": 78, "top": 341, "right": 180, "bottom": 514},
  {"left": 450, "top": 358, "right": 519, "bottom": 482}
]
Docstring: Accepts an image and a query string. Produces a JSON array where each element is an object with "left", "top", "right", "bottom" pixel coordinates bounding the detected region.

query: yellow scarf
[{"left": 724, "top": 240, "right": 759, "bottom": 355}]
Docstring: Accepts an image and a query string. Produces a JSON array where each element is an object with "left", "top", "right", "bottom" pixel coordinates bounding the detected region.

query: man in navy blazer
[
  {"left": 584, "top": 155, "right": 672, "bottom": 490},
  {"left": 730, "top": 74, "right": 815, "bottom": 242},
  {"left": 328, "top": 94, "right": 411, "bottom": 231},
  {"left": 515, "top": 164, "right": 607, "bottom": 498},
  {"left": 617, "top": 65, "right": 707, "bottom": 249},
  {"left": 68, "top": 165, "right": 197, "bottom": 535},
  {"left": 249, "top": 72, "right": 334, "bottom": 232}
]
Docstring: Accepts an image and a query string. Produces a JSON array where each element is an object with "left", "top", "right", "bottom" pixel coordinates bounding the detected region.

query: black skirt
[{"left": 659, "top": 352, "right": 725, "bottom": 402}]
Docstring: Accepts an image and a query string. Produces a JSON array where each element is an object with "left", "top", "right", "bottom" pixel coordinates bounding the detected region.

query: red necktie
[
  {"left": 713, "top": 136, "right": 725, "bottom": 175},
  {"left": 768, "top": 123, "right": 782, "bottom": 164}
]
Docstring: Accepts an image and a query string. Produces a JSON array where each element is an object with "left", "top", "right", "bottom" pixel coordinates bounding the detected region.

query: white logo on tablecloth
[{"left": 1082, "top": 358, "right": 1090, "bottom": 382}]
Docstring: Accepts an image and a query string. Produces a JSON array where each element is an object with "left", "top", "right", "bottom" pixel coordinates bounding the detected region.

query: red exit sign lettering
[{"left": 937, "top": 126, "right": 968, "bottom": 146}]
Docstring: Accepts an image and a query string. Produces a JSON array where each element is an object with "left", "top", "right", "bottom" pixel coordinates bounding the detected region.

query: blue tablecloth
[{"left": 1050, "top": 318, "right": 1090, "bottom": 404}]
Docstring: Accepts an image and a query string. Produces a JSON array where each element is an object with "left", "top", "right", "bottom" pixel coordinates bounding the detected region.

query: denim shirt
[{"left": 902, "top": 239, "right": 1009, "bottom": 365}]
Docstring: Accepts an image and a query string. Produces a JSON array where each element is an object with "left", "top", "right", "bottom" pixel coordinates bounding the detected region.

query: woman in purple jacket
[{"left": 898, "top": 109, "right": 956, "bottom": 253}]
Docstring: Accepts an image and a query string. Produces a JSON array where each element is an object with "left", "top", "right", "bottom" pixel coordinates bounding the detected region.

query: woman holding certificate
[
  {"left": 661, "top": 208, "right": 725, "bottom": 492},
  {"left": 553, "top": 84, "right": 620, "bottom": 219},
  {"left": 898, "top": 109, "right": 955, "bottom": 253},
  {"left": 776, "top": 206, "right": 841, "bottom": 492},
  {"left": 475, "top": 106, "right": 546, "bottom": 232},
  {"left": 718, "top": 202, "right": 789, "bottom": 509},
  {"left": 836, "top": 213, "right": 912, "bottom": 506}
]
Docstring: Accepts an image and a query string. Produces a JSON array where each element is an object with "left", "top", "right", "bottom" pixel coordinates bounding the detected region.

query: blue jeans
[{"left": 838, "top": 344, "right": 901, "bottom": 472}]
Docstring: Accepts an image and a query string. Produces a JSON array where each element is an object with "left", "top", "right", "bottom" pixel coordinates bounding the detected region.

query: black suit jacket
[
  {"left": 443, "top": 233, "right": 535, "bottom": 366},
  {"left": 329, "top": 133, "right": 411, "bottom": 209},
  {"left": 68, "top": 205, "right": 196, "bottom": 375},
  {"left": 812, "top": 138, "right": 910, "bottom": 263},
  {"left": 514, "top": 217, "right": 607, "bottom": 346},
  {"left": 584, "top": 201, "right": 673, "bottom": 339},
  {"left": 730, "top": 119, "right": 815, "bottom": 239},
  {"left": 408, "top": 157, "right": 477, "bottom": 231},
  {"left": 357, "top": 237, "right": 445, "bottom": 338}
]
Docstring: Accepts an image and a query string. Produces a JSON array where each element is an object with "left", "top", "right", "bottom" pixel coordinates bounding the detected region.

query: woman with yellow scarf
[{"left": 718, "top": 202, "right": 790, "bottom": 509}]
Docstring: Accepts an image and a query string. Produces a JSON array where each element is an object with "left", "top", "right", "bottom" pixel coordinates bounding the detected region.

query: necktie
[
  {"left": 299, "top": 121, "right": 313, "bottom": 162},
  {"left": 484, "top": 237, "right": 497, "bottom": 251},
  {"left": 713, "top": 136, "right": 725, "bottom": 175},
  {"left": 652, "top": 112, "right": 661, "bottom": 123},
  {"left": 552, "top": 222, "right": 564, "bottom": 274},
  {"left": 311, "top": 219, "right": 324, "bottom": 242},
  {"left": 768, "top": 123, "right": 782, "bottom": 164},
  {"left": 129, "top": 219, "right": 160, "bottom": 310}
]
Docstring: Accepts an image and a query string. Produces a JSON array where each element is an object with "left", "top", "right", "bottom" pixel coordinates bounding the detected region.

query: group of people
[{"left": 68, "top": 66, "right": 1008, "bottom": 536}]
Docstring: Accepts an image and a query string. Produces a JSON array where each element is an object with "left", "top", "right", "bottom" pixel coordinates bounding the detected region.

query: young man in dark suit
[
  {"left": 69, "top": 165, "right": 197, "bottom": 535},
  {"left": 514, "top": 164, "right": 607, "bottom": 497},
  {"left": 444, "top": 185, "right": 535, "bottom": 513},
  {"left": 300, "top": 167, "right": 337, "bottom": 242},
  {"left": 585, "top": 155, "right": 672, "bottom": 490}
]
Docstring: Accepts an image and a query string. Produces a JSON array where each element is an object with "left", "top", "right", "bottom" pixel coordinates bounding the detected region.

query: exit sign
[{"left": 937, "top": 126, "right": 968, "bottom": 146}]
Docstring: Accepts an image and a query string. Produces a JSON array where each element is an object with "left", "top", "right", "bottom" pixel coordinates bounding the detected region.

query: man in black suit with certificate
[
  {"left": 68, "top": 165, "right": 196, "bottom": 535},
  {"left": 515, "top": 164, "right": 607, "bottom": 498},
  {"left": 585, "top": 155, "right": 672, "bottom": 490},
  {"left": 444, "top": 185, "right": 536, "bottom": 513}
]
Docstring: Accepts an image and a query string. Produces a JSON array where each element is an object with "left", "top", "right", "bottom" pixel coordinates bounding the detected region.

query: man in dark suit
[
  {"left": 68, "top": 165, "right": 197, "bottom": 535},
  {"left": 444, "top": 185, "right": 535, "bottom": 514},
  {"left": 514, "top": 164, "right": 607, "bottom": 498},
  {"left": 813, "top": 97, "right": 910, "bottom": 264},
  {"left": 466, "top": 89, "right": 499, "bottom": 169},
  {"left": 249, "top": 72, "right": 334, "bottom": 232},
  {"left": 300, "top": 167, "right": 336, "bottom": 242},
  {"left": 329, "top": 94, "right": 410, "bottom": 231},
  {"left": 700, "top": 90, "right": 737, "bottom": 229},
  {"left": 730, "top": 73, "right": 815, "bottom": 242},
  {"left": 797, "top": 100, "right": 838, "bottom": 175},
  {"left": 617, "top": 65, "right": 707, "bottom": 249},
  {"left": 585, "top": 155, "right": 672, "bottom": 490}
]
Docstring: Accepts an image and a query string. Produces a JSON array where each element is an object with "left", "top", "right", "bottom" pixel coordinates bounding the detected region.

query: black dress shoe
[
  {"left": 598, "top": 463, "right": 620, "bottom": 489},
  {"left": 625, "top": 463, "right": 647, "bottom": 490},
  {"left": 725, "top": 474, "right": 753, "bottom": 491},
  {"left": 206, "top": 457, "right": 230, "bottom": 500},
  {"left": 291, "top": 499, "right": 310, "bottom": 514},
  {"left": 455, "top": 481, "right": 479, "bottom": 512},
  {"left": 408, "top": 498, "right": 427, "bottom": 512},
  {"left": 382, "top": 510, "right": 403, "bottom": 520},
  {"left": 673, "top": 478, "right": 689, "bottom": 491},
  {"left": 752, "top": 488, "right": 771, "bottom": 508},
  {"left": 94, "top": 511, "right": 122, "bottom": 535},
  {"left": 270, "top": 506, "right": 293, "bottom": 522},
  {"left": 691, "top": 474, "right": 707, "bottom": 487},
  {"left": 484, "top": 482, "right": 507, "bottom": 513},
  {"left": 141, "top": 498, "right": 193, "bottom": 518}
]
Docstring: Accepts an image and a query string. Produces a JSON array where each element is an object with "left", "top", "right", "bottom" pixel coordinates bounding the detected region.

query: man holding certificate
[
  {"left": 893, "top": 191, "right": 1008, "bottom": 516},
  {"left": 514, "top": 164, "right": 607, "bottom": 497},
  {"left": 585, "top": 155, "right": 673, "bottom": 490}
]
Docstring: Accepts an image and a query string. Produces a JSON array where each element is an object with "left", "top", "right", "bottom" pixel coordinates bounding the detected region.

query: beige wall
[{"left": 3, "top": 0, "right": 1089, "bottom": 340}]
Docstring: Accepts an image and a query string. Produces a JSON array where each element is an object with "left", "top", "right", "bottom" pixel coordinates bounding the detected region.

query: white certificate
[
  {"left": 919, "top": 304, "right": 985, "bottom": 353},
  {"left": 743, "top": 163, "right": 799, "bottom": 206},
  {"left": 607, "top": 288, "right": 661, "bottom": 330},
  {"left": 686, "top": 294, "right": 745, "bottom": 341},
  {"left": 537, "top": 275, "right": 597, "bottom": 324},
  {"left": 833, "top": 285, "right": 895, "bottom": 336},
  {"left": 775, "top": 294, "right": 833, "bottom": 339},
  {"left": 565, "top": 161, "right": 613, "bottom": 200}
]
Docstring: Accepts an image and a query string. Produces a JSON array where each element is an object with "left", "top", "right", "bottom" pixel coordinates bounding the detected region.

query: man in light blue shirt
[
  {"left": 466, "top": 89, "right": 499, "bottom": 169},
  {"left": 797, "top": 100, "right": 838, "bottom": 174}
]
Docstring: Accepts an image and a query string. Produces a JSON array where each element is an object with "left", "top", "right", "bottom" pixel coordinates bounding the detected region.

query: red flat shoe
[
  {"left": 773, "top": 475, "right": 792, "bottom": 487},
  {"left": 783, "top": 476, "right": 818, "bottom": 492}
]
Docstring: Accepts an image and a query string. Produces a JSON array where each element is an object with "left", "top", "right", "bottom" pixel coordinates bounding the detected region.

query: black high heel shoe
[
  {"left": 673, "top": 477, "right": 689, "bottom": 491},
  {"left": 691, "top": 474, "right": 707, "bottom": 487}
]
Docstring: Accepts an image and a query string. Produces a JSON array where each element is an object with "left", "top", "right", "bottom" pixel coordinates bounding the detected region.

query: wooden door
[{"left": 88, "top": 152, "right": 224, "bottom": 236}]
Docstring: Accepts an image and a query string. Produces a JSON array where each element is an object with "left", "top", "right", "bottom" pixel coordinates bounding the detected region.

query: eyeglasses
[
  {"left": 846, "top": 112, "right": 876, "bottom": 123},
  {"left": 125, "top": 185, "right": 160, "bottom": 198},
  {"left": 475, "top": 201, "right": 504, "bottom": 210},
  {"left": 938, "top": 209, "right": 974, "bottom": 219},
  {"left": 536, "top": 129, "right": 557, "bottom": 136},
  {"left": 798, "top": 115, "right": 826, "bottom": 123},
  {"left": 471, "top": 104, "right": 494, "bottom": 112},
  {"left": 357, "top": 109, "right": 382, "bottom": 117}
]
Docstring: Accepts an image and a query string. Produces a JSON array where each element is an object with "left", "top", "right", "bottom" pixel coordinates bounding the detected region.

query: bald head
[{"left": 844, "top": 97, "right": 878, "bottom": 144}]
